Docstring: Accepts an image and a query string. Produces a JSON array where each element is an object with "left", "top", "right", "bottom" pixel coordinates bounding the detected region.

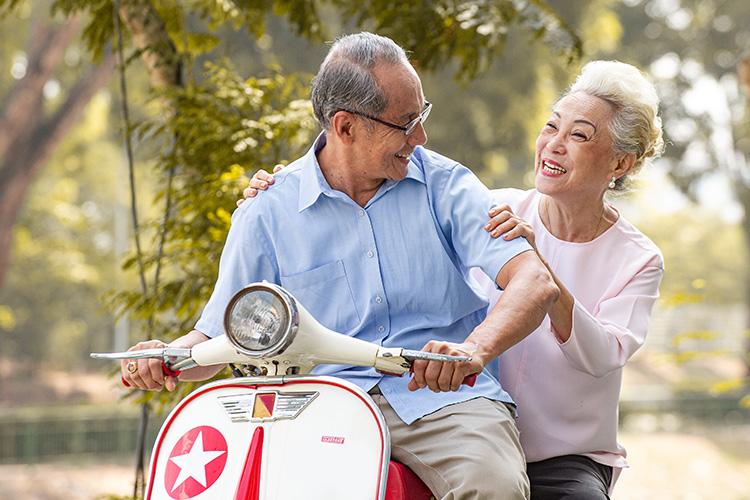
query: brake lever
[
  {"left": 90, "top": 347, "right": 192, "bottom": 361},
  {"left": 399, "top": 349, "right": 472, "bottom": 363},
  {"left": 91, "top": 348, "right": 194, "bottom": 388},
  {"left": 381, "top": 349, "right": 477, "bottom": 387}
]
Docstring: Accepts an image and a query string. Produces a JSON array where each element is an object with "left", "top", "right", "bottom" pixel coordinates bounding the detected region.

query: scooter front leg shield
[{"left": 145, "top": 376, "right": 390, "bottom": 500}]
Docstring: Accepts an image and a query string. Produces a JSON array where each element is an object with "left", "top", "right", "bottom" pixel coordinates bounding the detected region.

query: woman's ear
[{"left": 614, "top": 152, "right": 637, "bottom": 178}]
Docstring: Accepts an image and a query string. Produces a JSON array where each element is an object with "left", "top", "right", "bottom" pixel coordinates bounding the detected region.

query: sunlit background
[{"left": 1, "top": 0, "right": 749, "bottom": 498}]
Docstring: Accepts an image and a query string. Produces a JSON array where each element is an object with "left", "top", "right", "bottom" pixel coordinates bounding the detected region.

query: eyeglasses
[{"left": 339, "top": 101, "right": 432, "bottom": 136}]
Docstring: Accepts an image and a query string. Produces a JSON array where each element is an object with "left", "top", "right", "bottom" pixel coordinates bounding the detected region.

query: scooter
[{"left": 92, "top": 282, "right": 476, "bottom": 500}]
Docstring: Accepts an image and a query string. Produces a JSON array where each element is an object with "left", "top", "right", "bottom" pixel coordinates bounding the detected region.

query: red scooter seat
[{"left": 385, "top": 461, "right": 434, "bottom": 500}]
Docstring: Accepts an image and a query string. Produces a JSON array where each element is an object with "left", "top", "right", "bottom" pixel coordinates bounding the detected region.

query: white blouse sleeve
[{"left": 557, "top": 263, "right": 664, "bottom": 378}]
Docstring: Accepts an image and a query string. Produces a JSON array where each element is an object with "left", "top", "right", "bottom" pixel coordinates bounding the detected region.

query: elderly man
[{"left": 123, "top": 32, "right": 558, "bottom": 499}]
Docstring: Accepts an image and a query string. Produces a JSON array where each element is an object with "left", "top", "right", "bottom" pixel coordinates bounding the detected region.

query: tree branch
[
  {"left": 117, "top": 0, "right": 181, "bottom": 89},
  {"left": 738, "top": 54, "right": 750, "bottom": 98},
  {"left": 0, "top": 18, "right": 81, "bottom": 159}
]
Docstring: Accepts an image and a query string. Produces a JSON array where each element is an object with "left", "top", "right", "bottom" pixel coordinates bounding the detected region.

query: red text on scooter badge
[{"left": 164, "top": 426, "right": 228, "bottom": 499}]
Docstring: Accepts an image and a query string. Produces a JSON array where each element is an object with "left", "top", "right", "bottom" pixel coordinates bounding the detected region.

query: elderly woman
[{"left": 244, "top": 60, "right": 664, "bottom": 499}]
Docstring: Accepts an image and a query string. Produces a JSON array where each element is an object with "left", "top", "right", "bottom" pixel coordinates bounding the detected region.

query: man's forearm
[
  {"left": 538, "top": 256, "right": 575, "bottom": 342},
  {"left": 466, "top": 256, "right": 558, "bottom": 365}
]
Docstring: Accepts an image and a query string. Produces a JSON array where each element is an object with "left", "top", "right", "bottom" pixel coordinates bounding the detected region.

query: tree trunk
[
  {"left": 737, "top": 55, "right": 750, "bottom": 376},
  {"left": 0, "top": 51, "right": 115, "bottom": 288},
  {"left": 741, "top": 194, "right": 750, "bottom": 376}
]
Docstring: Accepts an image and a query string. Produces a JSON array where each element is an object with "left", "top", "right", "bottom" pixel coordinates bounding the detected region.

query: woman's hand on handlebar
[{"left": 237, "top": 164, "right": 286, "bottom": 207}]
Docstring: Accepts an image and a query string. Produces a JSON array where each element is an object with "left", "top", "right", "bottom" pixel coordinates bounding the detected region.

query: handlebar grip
[
  {"left": 407, "top": 365, "right": 477, "bottom": 387},
  {"left": 120, "top": 362, "right": 182, "bottom": 388},
  {"left": 162, "top": 363, "right": 181, "bottom": 378},
  {"left": 121, "top": 363, "right": 180, "bottom": 389}
]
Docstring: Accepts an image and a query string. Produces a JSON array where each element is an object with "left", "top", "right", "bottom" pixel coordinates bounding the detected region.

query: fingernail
[
  {"left": 485, "top": 224, "right": 491, "bottom": 230},
  {"left": 260, "top": 182, "right": 267, "bottom": 188}
]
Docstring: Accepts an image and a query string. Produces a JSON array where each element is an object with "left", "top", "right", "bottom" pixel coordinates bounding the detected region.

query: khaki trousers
[{"left": 370, "top": 390, "right": 530, "bottom": 500}]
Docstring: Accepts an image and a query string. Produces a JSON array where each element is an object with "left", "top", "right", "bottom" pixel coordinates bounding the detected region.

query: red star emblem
[{"left": 164, "top": 426, "right": 228, "bottom": 499}]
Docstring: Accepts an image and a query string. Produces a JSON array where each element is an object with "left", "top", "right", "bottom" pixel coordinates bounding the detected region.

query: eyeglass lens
[{"left": 405, "top": 102, "right": 432, "bottom": 135}]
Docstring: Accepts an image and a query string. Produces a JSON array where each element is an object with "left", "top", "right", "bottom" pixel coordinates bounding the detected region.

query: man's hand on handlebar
[
  {"left": 120, "top": 330, "right": 221, "bottom": 392},
  {"left": 121, "top": 340, "right": 178, "bottom": 392},
  {"left": 408, "top": 341, "right": 483, "bottom": 393}
]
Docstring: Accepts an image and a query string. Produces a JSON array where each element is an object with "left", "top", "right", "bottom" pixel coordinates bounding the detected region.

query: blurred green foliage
[
  {"left": 109, "top": 59, "right": 317, "bottom": 352},
  {"left": 0, "top": 0, "right": 748, "bottom": 399},
  {"left": 0, "top": 0, "right": 583, "bottom": 376},
  {"left": 640, "top": 209, "right": 748, "bottom": 305},
  {"left": 37, "top": 0, "right": 581, "bottom": 78}
]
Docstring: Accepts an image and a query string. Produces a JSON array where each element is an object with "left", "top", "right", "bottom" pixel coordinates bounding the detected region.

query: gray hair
[
  {"left": 566, "top": 60, "right": 665, "bottom": 191},
  {"left": 311, "top": 32, "right": 409, "bottom": 130}
]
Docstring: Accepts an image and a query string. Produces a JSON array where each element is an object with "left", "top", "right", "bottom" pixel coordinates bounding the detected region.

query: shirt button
[
  {"left": 359, "top": 209, "right": 365, "bottom": 217},
  {"left": 367, "top": 250, "right": 374, "bottom": 258},
  {"left": 375, "top": 296, "right": 383, "bottom": 304},
  {"left": 377, "top": 325, "right": 385, "bottom": 333}
]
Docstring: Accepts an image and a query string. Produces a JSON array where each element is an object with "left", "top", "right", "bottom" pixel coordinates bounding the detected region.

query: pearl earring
[{"left": 608, "top": 177, "right": 616, "bottom": 189}]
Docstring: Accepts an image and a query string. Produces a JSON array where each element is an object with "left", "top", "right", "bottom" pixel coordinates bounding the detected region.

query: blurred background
[{"left": 0, "top": 0, "right": 749, "bottom": 498}]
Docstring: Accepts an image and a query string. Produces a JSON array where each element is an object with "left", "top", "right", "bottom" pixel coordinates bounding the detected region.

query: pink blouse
[{"left": 474, "top": 188, "right": 664, "bottom": 474}]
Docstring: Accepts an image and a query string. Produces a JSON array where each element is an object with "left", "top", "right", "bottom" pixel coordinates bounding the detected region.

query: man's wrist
[{"left": 462, "top": 338, "right": 494, "bottom": 368}]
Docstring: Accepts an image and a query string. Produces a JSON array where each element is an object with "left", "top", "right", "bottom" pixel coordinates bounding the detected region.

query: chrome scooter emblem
[{"left": 218, "top": 391, "right": 318, "bottom": 423}]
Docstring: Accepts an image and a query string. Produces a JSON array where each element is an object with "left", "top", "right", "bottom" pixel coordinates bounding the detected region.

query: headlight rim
[{"left": 223, "top": 282, "right": 299, "bottom": 358}]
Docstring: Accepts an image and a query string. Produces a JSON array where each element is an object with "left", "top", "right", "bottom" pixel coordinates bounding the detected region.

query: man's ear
[{"left": 330, "top": 111, "right": 356, "bottom": 145}]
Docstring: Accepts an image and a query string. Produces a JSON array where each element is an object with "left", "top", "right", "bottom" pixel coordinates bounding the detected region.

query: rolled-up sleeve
[
  {"left": 429, "top": 158, "right": 532, "bottom": 282},
  {"left": 195, "top": 200, "right": 279, "bottom": 338},
  {"left": 558, "top": 263, "right": 664, "bottom": 377}
]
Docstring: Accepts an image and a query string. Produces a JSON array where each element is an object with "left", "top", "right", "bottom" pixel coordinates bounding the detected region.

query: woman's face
[{"left": 534, "top": 91, "right": 622, "bottom": 202}]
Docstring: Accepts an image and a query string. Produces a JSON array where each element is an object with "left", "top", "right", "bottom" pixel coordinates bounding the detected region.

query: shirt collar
[
  {"left": 297, "top": 134, "right": 426, "bottom": 212},
  {"left": 404, "top": 150, "right": 425, "bottom": 184},
  {"left": 298, "top": 133, "right": 330, "bottom": 212}
]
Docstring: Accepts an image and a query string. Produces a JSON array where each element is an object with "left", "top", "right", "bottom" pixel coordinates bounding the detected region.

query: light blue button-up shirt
[{"left": 195, "top": 134, "right": 532, "bottom": 424}]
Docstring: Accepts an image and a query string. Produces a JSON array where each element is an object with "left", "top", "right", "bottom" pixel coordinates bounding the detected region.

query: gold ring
[{"left": 127, "top": 361, "right": 138, "bottom": 374}]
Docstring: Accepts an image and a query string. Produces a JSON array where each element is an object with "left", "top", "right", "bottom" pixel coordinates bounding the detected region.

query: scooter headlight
[{"left": 223, "top": 283, "right": 298, "bottom": 358}]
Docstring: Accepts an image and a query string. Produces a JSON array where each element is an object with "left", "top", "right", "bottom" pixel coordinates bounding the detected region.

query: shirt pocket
[{"left": 280, "top": 260, "right": 361, "bottom": 332}]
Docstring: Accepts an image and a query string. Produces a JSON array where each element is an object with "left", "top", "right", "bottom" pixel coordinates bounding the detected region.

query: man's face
[{"left": 353, "top": 63, "right": 428, "bottom": 182}]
